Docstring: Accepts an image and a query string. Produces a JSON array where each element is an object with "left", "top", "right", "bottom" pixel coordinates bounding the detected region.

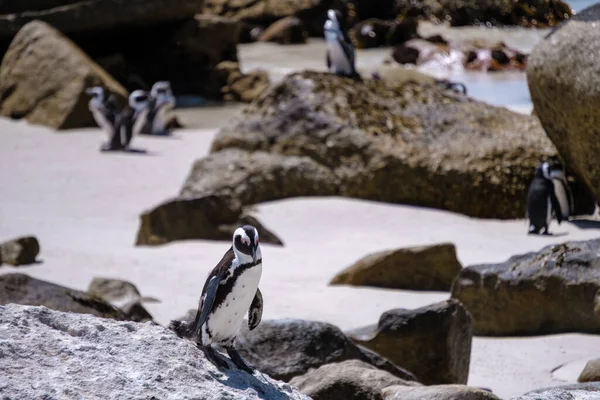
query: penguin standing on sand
[
  {"left": 527, "top": 161, "right": 571, "bottom": 234},
  {"left": 170, "top": 225, "right": 263, "bottom": 373},
  {"left": 110, "top": 90, "right": 151, "bottom": 152},
  {"left": 144, "top": 81, "right": 176, "bottom": 135},
  {"left": 86, "top": 87, "right": 122, "bottom": 150},
  {"left": 548, "top": 159, "right": 574, "bottom": 221},
  {"left": 324, "top": 9, "right": 359, "bottom": 78}
]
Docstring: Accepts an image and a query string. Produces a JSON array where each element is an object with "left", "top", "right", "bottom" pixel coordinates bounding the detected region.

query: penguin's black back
[{"left": 527, "top": 177, "right": 554, "bottom": 230}]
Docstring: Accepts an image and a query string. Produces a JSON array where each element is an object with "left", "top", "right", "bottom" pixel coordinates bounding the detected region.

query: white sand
[{"left": 1, "top": 116, "right": 600, "bottom": 399}]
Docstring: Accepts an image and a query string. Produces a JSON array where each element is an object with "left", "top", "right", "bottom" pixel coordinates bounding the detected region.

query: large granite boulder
[
  {"left": 0, "top": 304, "right": 310, "bottom": 399},
  {"left": 202, "top": 0, "right": 348, "bottom": 36},
  {"left": 235, "top": 319, "right": 418, "bottom": 382},
  {"left": 527, "top": 4, "right": 600, "bottom": 206},
  {"left": 289, "top": 360, "right": 421, "bottom": 400},
  {"left": 395, "top": 0, "right": 572, "bottom": 28},
  {"left": 137, "top": 71, "right": 557, "bottom": 245},
  {"left": 0, "top": 21, "right": 127, "bottom": 129},
  {"left": 258, "top": 17, "right": 308, "bottom": 44},
  {"left": 87, "top": 277, "right": 155, "bottom": 322},
  {"left": 330, "top": 243, "right": 462, "bottom": 291},
  {"left": 383, "top": 384, "right": 500, "bottom": 400},
  {"left": 579, "top": 359, "right": 600, "bottom": 383},
  {"left": 513, "top": 383, "right": 600, "bottom": 400},
  {"left": 0, "top": 0, "right": 204, "bottom": 40},
  {"left": 347, "top": 300, "right": 472, "bottom": 385},
  {"left": 452, "top": 238, "right": 600, "bottom": 336},
  {"left": 0, "top": 273, "right": 129, "bottom": 320},
  {"left": 0, "top": 236, "right": 40, "bottom": 266}
]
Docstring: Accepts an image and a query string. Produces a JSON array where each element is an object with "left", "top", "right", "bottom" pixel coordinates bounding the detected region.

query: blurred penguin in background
[
  {"left": 324, "top": 9, "right": 359, "bottom": 78},
  {"left": 142, "top": 81, "right": 176, "bottom": 136}
]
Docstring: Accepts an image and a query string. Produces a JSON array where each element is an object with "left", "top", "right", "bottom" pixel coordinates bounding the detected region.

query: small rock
[
  {"left": 0, "top": 274, "right": 129, "bottom": 320},
  {"left": 87, "top": 278, "right": 153, "bottom": 322},
  {"left": 0, "top": 304, "right": 311, "bottom": 399},
  {"left": 259, "top": 17, "right": 308, "bottom": 44},
  {"left": 451, "top": 238, "right": 600, "bottom": 335},
  {"left": 235, "top": 319, "right": 418, "bottom": 382},
  {"left": 289, "top": 360, "right": 421, "bottom": 400},
  {"left": 579, "top": 359, "right": 600, "bottom": 383},
  {"left": 330, "top": 243, "right": 462, "bottom": 291},
  {"left": 351, "top": 18, "right": 418, "bottom": 49},
  {"left": 347, "top": 300, "right": 472, "bottom": 385},
  {"left": 513, "top": 383, "right": 600, "bottom": 400},
  {"left": 382, "top": 384, "right": 500, "bottom": 400},
  {"left": 216, "top": 61, "right": 270, "bottom": 103},
  {"left": 0, "top": 20, "right": 127, "bottom": 129},
  {"left": 0, "top": 236, "right": 40, "bottom": 266}
]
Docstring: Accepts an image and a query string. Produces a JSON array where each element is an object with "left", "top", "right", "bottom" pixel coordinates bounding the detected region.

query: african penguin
[
  {"left": 547, "top": 159, "right": 574, "bottom": 220},
  {"left": 324, "top": 9, "right": 359, "bottom": 78},
  {"left": 110, "top": 90, "right": 151, "bottom": 151},
  {"left": 527, "top": 161, "right": 566, "bottom": 234},
  {"left": 86, "top": 87, "right": 122, "bottom": 151},
  {"left": 144, "top": 81, "right": 176, "bottom": 135},
  {"left": 169, "top": 225, "right": 263, "bottom": 373}
]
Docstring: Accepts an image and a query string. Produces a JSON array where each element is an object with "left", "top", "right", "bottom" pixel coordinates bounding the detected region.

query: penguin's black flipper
[{"left": 248, "top": 288, "right": 263, "bottom": 331}]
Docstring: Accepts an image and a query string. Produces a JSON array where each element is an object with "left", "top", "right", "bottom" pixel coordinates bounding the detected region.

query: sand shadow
[
  {"left": 568, "top": 218, "right": 600, "bottom": 230},
  {"left": 527, "top": 231, "right": 569, "bottom": 237}
]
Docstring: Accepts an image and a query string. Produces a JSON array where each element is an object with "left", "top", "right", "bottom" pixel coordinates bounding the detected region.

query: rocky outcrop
[
  {"left": 351, "top": 18, "right": 418, "bottom": 49},
  {"left": 0, "top": 274, "right": 129, "bottom": 320},
  {"left": 216, "top": 61, "right": 270, "bottom": 102},
  {"left": 0, "top": 236, "right": 40, "bottom": 266},
  {"left": 513, "top": 383, "right": 600, "bottom": 400},
  {"left": 258, "top": 17, "right": 308, "bottom": 44},
  {"left": 330, "top": 243, "right": 462, "bottom": 291},
  {"left": 87, "top": 278, "right": 155, "bottom": 322},
  {"left": 347, "top": 300, "right": 472, "bottom": 385},
  {"left": 235, "top": 319, "right": 418, "bottom": 382},
  {"left": 452, "top": 238, "right": 600, "bottom": 336},
  {"left": 202, "top": 0, "right": 347, "bottom": 36},
  {"left": 135, "top": 194, "right": 283, "bottom": 246},
  {"left": 289, "top": 360, "right": 421, "bottom": 400},
  {"left": 0, "top": 0, "right": 204, "bottom": 40},
  {"left": 392, "top": 38, "right": 528, "bottom": 72},
  {"left": 382, "top": 384, "right": 500, "bottom": 400},
  {"left": 395, "top": 0, "right": 572, "bottom": 28},
  {"left": 579, "top": 359, "right": 600, "bottom": 383},
  {"left": 0, "top": 21, "right": 127, "bottom": 129},
  {"left": 527, "top": 5, "right": 600, "bottom": 205},
  {"left": 138, "top": 71, "right": 555, "bottom": 244},
  {"left": 0, "top": 304, "right": 310, "bottom": 399}
]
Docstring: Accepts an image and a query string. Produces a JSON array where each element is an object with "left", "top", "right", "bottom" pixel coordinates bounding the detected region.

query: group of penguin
[{"left": 86, "top": 81, "right": 175, "bottom": 152}]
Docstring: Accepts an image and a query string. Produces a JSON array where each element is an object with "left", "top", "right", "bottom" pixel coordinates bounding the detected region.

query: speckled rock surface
[
  {"left": 512, "top": 383, "right": 600, "bottom": 400},
  {"left": 138, "top": 71, "right": 556, "bottom": 245},
  {"left": 0, "top": 304, "right": 311, "bottom": 400},
  {"left": 452, "top": 238, "right": 600, "bottom": 336}
]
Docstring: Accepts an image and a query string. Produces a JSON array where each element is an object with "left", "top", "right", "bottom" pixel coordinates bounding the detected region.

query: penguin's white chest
[
  {"left": 326, "top": 35, "right": 352, "bottom": 75},
  {"left": 205, "top": 264, "right": 262, "bottom": 345}
]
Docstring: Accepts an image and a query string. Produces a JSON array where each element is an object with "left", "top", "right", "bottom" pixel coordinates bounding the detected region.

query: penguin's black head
[
  {"left": 85, "top": 86, "right": 105, "bottom": 100},
  {"left": 534, "top": 161, "right": 551, "bottom": 180},
  {"left": 129, "top": 90, "right": 150, "bottom": 111},
  {"left": 326, "top": 9, "right": 346, "bottom": 31},
  {"left": 233, "top": 225, "right": 260, "bottom": 263}
]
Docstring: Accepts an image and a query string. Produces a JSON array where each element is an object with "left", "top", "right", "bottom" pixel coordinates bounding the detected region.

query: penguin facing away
[
  {"left": 324, "top": 9, "right": 359, "bottom": 78},
  {"left": 527, "top": 161, "right": 567, "bottom": 234},
  {"left": 85, "top": 87, "right": 123, "bottom": 150},
  {"left": 169, "top": 225, "right": 263, "bottom": 373},
  {"left": 145, "top": 81, "right": 176, "bottom": 135}
]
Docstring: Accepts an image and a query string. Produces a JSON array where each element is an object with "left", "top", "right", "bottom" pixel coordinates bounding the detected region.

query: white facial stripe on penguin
[
  {"left": 233, "top": 227, "right": 251, "bottom": 246},
  {"left": 254, "top": 228, "right": 259, "bottom": 245},
  {"left": 542, "top": 162, "right": 551, "bottom": 180}
]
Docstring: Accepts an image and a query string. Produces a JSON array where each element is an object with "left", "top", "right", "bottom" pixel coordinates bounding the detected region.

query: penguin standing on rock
[
  {"left": 527, "top": 161, "right": 573, "bottom": 234},
  {"left": 169, "top": 225, "right": 263, "bottom": 373},
  {"left": 144, "top": 81, "right": 176, "bottom": 135},
  {"left": 324, "top": 9, "right": 359, "bottom": 78}
]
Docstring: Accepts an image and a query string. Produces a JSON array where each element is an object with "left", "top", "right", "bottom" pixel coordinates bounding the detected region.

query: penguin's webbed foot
[
  {"left": 226, "top": 346, "right": 254, "bottom": 374},
  {"left": 100, "top": 143, "right": 122, "bottom": 152},
  {"left": 202, "top": 345, "right": 230, "bottom": 370}
]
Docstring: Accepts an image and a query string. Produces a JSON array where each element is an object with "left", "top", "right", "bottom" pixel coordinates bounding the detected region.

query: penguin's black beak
[{"left": 251, "top": 246, "right": 257, "bottom": 263}]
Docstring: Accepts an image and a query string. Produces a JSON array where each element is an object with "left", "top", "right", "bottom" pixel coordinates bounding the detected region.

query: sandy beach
[{"left": 2, "top": 110, "right": 600, "bottom": 398}]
